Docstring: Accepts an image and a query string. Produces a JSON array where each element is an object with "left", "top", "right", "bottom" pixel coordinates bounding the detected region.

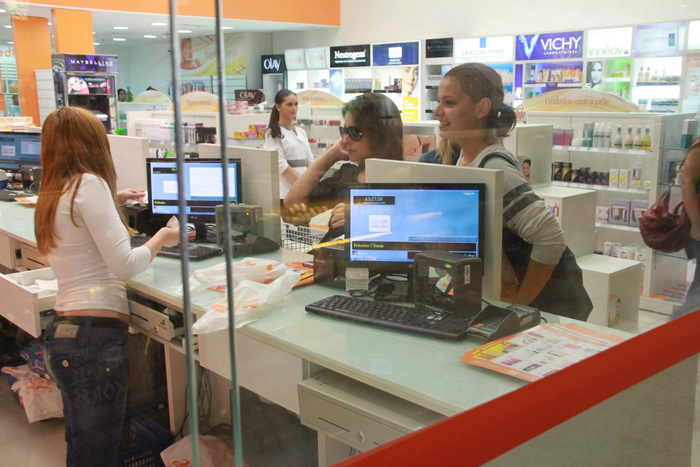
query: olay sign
[
  {"left": 330, "top": 45, "right": 370, "bottom": 68},
  {"left": 235, "top": 89, "right": 264, "bottom": 104},
  {"left": 261, "top": 54, "right": 286, "bottom": 73},
  {"left": 516, "top": 31, "right": 583, "bottom": 61}
]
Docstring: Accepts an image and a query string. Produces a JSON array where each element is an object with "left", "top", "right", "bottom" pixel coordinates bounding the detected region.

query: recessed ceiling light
[
  {"left": 151, "top": 22, "right": 167, "bottom": 26},
  {"left": 0, "top": 9, "right": 5, "bottom": 13},
  {"left": 178, "top": 30, "right": 192, "bottom": 33},
  {"left": 113, "top": 38, "right": 126, "bottom": 41},
  {"left": 113, "top": 26, "right": 129, "bottom": 30},
  {"left": 48, "top": 22, "right": 52, "bottom": 26},
  {"left": 222, "top": 26, "right": 233, "bottom": 30},
  {"left": 8, "top": 42, "right": 13, "bottom": 45},
  {"left": 94, "top": 42, "right": 100, "bottom": 45},
  {"left": 93, "top": 31, "right": 96, "bottom": 34},
  {"left": 144, "top": 35, "right": 157, "bottom": 39},
  {"left": 4, "top": 25, "right": 11, "bottom": 29}
]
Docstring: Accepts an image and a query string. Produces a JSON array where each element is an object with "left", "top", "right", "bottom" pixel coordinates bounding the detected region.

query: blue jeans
[
  {"left": 44, "top": 316, "right": 128, "bottom": 467},
  {"left": 673, "top": 238, "right": 700, "bottom": 319}
]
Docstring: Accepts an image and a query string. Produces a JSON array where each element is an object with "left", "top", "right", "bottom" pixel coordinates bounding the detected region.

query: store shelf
[
  {"left": 605, "top": 77, "right": 631, "bottom": 82},
  {"left": 344, "top": 88, "right": 372, "bottom": 94},
  {"left": 372, "top": 89, "right": 401, "bottom": 93},
  {"left": 524, "top": 82, "right": 582, "bottom": 88},
  {"left": 635, "top": 81, "right": 680, "bottom": 86},
  {"left": 552, "top": 145, "right": 650, "bottom": 155},
  {"left": 595, "top": 222, "right": 639, "bottom": 233},
  {"left": 552, "top": 181, "right": 648, "bottom": 194},
  {"left": 425, "top": 109, "right": 434, "bottom": 114}
]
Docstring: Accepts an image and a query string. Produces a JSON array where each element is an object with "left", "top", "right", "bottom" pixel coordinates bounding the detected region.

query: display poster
[
  {"left": 261, "top": 54, "right": 286, "bottom": 74},
  {"left": 426, "top": 38, "right": 453, "bottom": 59},
  {"left": 173, "top": 92, "right": 219, "bottom": 112},
  {"left": 454, "top": 36, "right": 514, "bottom": 63},
  {"left": 58, "top": 54, "right": 119, "bottom": 73},
  {"left": 372, "top": 42, "right": 420, "bottom": 67},
  {"left": 635, "top": 21, "right": 685, "bottom": 57},
  {"left": 402, "top": 96, "right": 419, "bottom": 122},
  {"left": 297, "top": 90, "right": 344, "bottom": 107},
  {"left": 329, "top": 69, "right": 343, "bottom": 98},
  {"left": 83, "top": 76, "right": 112, "bottom": 95},
  {"left": 515, "top": 31, "right": 583, "bottom": 61},
  {"left": 284, "top": 49, "right": 306, "bottom": 71},
  {"left": 330, "top": 45, "right": 371, "bottom": 68},
  {"left": 180, "top": 34, "right": 246, "bottom": 77},
  {"left": 461, "top": 323, "right": 626, "bottom": 382},
  {"left": 681, "top": 53, "right": 700, "bottom": 114},
  {"left": 688, "top": 20, "right": 700, "bottom": 51},
  {"left": 518, "top": 88, "right": 643, "bottom": 112},
  {"left": 587, "top": 27, "right": 632, "bottom": 58},
  {"left": 305, "top": 48, "right": 328, "bottom": 69},
  {"left": 403, "top": 134, "right": 435, "bottom": 162},
  {"left": 523, "top": 61, "right": 582, "bottom": 84}
]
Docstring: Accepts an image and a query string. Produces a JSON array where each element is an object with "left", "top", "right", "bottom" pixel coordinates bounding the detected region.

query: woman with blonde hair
[
  {"left": 431, "top": 63, "right": 592, "bottom": 320},
  {"left": 35, "top": 107, "right": 180, "bottom": 466}
]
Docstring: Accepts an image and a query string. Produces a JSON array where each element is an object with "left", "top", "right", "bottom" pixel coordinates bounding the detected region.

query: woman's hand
[
  {"left": 117, "top": 188, "right": 145, "bottom": 205},
  {"left": 328, "top": 138, "right": 349, "bottom": 162},
  {"left": 157, "top": 226, "right": 181, "bottom": 247},
  {"left": 329, "top": 203, "right": 346, "bottom": 229}
]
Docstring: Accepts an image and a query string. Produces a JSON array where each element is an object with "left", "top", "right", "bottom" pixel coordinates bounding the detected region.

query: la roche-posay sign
[
  {"left": 454, "top": 36, "right": 514, "bottom": 63},
  {"left": 688, "top": 20, "right": 700, "bottom": 51},
  {"left": 635, "top": 22, "right": 684, "bottom": 57},
  {"left": 587, "top": 27, "right": 632, "bottom": 58},
  {"left": 516, "top": 31, "right": 583, "bottom": 61}
]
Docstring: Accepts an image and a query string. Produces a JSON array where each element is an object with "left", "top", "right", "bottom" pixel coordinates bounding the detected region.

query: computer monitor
[
  {"left": 146, "top": 158, "right": 243, "bottom": 224},
  {"left": 0, "top": 133, "right": 41, "bottom": 170},
  {"left": 346, "top": 182, "right": 485, "bottom": 273}
]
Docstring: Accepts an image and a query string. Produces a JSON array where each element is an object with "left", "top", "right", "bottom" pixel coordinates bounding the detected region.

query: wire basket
[
  {"left": 117, "top": 406, "right": 174, "bottom": 467},
  {"left": 281, "top": 222, "right": 326, "bottom": 252}
]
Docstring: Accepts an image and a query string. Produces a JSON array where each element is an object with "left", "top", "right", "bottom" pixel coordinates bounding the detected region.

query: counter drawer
[{"left": 0, "top": 267, "right": 56, "bottom": 338}]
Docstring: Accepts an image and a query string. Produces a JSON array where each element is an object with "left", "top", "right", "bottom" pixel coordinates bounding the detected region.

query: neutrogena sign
[{"left": 516, "top": 31, "right": 583, "bottom": 61}]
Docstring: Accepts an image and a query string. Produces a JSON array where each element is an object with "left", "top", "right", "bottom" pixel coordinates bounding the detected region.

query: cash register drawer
[{"left": 0, "top": 268, "right": 56, "bottom": 338}]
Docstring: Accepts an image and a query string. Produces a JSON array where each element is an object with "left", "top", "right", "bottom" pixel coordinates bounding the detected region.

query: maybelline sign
[
  {"left": 516, "top": 31, "right": 583, "bottom": 61},
  {"left": 330, "top": 45, "right": 371, "bottom": 67},
  {"left": 61, "top": 54, "right": 119, "bottom": 73},
  {"left": 261, "top": 54, "right": 286, "bottom": 74}
]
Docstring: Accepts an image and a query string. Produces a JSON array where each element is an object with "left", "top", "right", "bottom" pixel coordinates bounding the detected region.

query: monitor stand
[{"left": 374, "top": 271, "right": 414, "bottom": 303}]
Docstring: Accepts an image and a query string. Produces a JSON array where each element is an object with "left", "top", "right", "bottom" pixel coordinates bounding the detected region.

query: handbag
[{"left": 639, "top": 188, "right": 690, "bottom": 253}]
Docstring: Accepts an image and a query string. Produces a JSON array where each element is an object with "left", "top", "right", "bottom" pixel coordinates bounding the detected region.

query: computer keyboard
[
  {"left": 305, "top": 295, "right": 472, "bottom": 341},
  {"left": 130, "top": 235, "right": 223, "bottom": 261}
]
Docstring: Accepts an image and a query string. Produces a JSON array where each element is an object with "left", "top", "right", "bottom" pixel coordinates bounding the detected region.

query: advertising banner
[
  {"left": 587, "top": 27, "right": 632, "bottom": 58},
  {"left": 635, "top": 22, "right": 685, "bottom": 57},
  {"left": 519, "top": 89, "right": 643, "bottom": 112},
  {"left": 454, "top": 36, "right": 514, "bottom": 63},
  {"left": 306, "top": 48, "right": 328, "bottom": 69},
  {"left": 372, "top": 42, "right": 420, "bottom": 67},
  {"left": 261, "top": 54, "right": 286, "bottom": 74},
  {"left": 690, "top": 20, "right": 700, "bottom": 51},
  {"left": 330, "top": 45, "right": 370, "bottom": 68},
  {"left": 329, "top": 69, "right": 343, "bottom": 98},
  {"left": 426, "top": 38, "right": 453, "bottom": 59},
  {"left": 402, "top": 96, "right": 419, "bottom": 122},
  {"left": 515, "top": 31, "right": 583, "bottom": 61},
  {"left": 58, "top": 54, "right": 119, "bottom": 73},
  {"left": 284, "top": 49, "right": 306, "bottom": 70},
  {"left": 180, "top": 34, "right": 245, "bottom": 77},
  {"left": 681, "top": 53, "right": 700, "bottom": 114}
]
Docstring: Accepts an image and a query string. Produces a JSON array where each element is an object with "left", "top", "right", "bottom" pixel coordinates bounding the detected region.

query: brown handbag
[{"left": 639, "top": 188, "right": 690, "bottom": 253}]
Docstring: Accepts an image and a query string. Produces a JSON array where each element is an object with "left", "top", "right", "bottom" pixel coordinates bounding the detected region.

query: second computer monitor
[{"left": 146, "top": 158, "right": 243, "bottom": 224}]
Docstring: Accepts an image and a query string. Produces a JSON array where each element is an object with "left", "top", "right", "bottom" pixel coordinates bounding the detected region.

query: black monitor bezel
[
  {"left": 145, "top": 157, "right": 243, "bottom": 224},
  {"left": 344, "top": 182, "right": 486, "bottom": 275}
]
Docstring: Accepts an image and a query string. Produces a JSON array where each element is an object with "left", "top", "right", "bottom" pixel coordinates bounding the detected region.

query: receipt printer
[{"left": 215, "top": 204, "right": 263, "bottom": 247}]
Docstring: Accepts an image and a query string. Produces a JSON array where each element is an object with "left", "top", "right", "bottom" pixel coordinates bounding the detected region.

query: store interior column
[
  {"left": 10, "top": 16, "right": 51, "bottom": 126},
  {"left": 51, "top": 9, "right": 94, "bottom": 54}
]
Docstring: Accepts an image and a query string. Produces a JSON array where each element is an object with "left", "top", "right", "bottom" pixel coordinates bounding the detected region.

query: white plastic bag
[
  {"left": 192, "top": 269, "right": 301, "bottom": 334},
  {"left": 181, "top": 257, "right": 288, "bottom": 294},
  {"left": 161, "top": 435, "right": 235, "bottom": 467},
  {"left": 1, "top": 364, "right": 63, "bottom": 423}
]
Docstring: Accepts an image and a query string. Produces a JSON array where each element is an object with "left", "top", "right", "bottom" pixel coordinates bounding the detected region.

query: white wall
[{"left": 271, "top": 0, "right": 700, "bottom": 51}]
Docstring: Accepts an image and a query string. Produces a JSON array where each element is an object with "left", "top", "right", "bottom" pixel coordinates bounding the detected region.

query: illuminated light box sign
[
  {"left": 261, "top": 54, "right": 286, "bottom": 74},
  {"left": 516, "top": 31, "right": 583, "bottom": 61},
  {"left": 688, "top": 20, "right": 700, "bottom": 51},
  {"left": 372, "top": 42, "right": 420, "bottom": 67},
  {"left": 635, "top": 21, "right": 685, "bottom": 57},
  {"left": 56, "top": 54, "right": 119, "bottom": 73},
  {"left": 330, "top": 45, "right": 371, "bottom": 68},
  {"left": 284, "top": 49, "right": 306, "bottom": 71},
  {"left": 306, "top": 48, "right": 328, "bottom": 69},
  {"left": 454, "top": 36, "right": 514, "bottom": 63},
  {"left": 519, "top": 89, "right": 643, "bottom": 113},
  {"left": 587, "top": 27, "right": 632, "bottom": 58},
  {"left": 426, "top": 38, "right": 453, "bottom": 59}
]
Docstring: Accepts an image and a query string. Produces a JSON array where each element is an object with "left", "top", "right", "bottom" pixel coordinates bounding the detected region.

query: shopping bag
[{"left": 160, "top": 435, "right": 235, "bottom": 467}]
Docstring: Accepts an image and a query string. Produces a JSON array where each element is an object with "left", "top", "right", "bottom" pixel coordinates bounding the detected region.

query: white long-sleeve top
[
  {"left": 262, "top": 125, "right": 314, "bottom": 198},
  {"left": 47, "top": 174, "right": 152, "bottom": 315}
]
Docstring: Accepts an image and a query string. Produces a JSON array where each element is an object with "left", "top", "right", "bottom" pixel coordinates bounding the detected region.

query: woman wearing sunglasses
[
  {"left": 430, "top": 63, "right": 592, "bottom": 320},
  {"left": 285, "top": 92, "right": 403, "bottom": 238},
  {"left": 262, "top": 89, "right": 315, "bottom": 200}
]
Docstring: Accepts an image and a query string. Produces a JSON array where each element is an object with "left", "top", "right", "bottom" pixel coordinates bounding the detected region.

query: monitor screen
[
  {"left": 347, "top": 183, "right": 485, "bottom": 268},
  {"left": 146, "top": 158, "right": 243, "bottom": 223}
]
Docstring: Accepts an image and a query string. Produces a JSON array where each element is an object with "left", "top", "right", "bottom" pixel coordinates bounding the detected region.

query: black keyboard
[
  {"left": 0, "top": 190, "right": 21, "bottom": 201},
  {"left": 305, "top": 295, "right": 472, "bottom": 341},
  {"left": 130, "top": 235, "right": 223, "bottom": 261}
]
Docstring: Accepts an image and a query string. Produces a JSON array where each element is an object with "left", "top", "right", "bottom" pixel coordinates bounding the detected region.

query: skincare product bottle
[
  {"left": 651, "top": 69, "right": 659, "bottom": 82},
  {"left": 605, "top": 124, "right": 612, "bottom": 148},
  {"left": 643, "top": 67, "right": 651, "bottom": 82},
  {"left": 613, "top": 125, "right": 623, "bottom": 148},
  {"left": 642, "top": 126, "right": 652, "bottom": 150},
  {"left": 633, "top": 126, "right": 643, "bottom": 149},
  {"left": 593, "top": 123, "right": 601, "bottom": 147},
  {"left": 636, "top": 67, "right": 644, "bottom": 83},
  {"left": 631, "top": 162, "right": 643, "bottom": 189},
  {"left": 624, "top": 126, "right": 634, "bottom": 149}
]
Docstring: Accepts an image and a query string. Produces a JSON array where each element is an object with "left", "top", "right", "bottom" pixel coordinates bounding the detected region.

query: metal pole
[{"left": 167, "top": 1, "right": 200, "bottom": 464}]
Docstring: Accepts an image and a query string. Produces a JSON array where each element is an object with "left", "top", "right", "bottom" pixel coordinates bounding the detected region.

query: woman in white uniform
[{"left": 262, "top": 90, "right": 315, "bottom": 200}]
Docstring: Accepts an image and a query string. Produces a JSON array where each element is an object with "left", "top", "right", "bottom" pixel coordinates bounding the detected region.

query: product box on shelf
[
  {"left": 619, "top": 169, "right": 629, "bottom": 188},
  {"left": 629, "top": 200, "right": 649, "bottom": 227},
  {"left": 608, "top": 199, "right": 631, "bottom": 225},
  {"left": 596, "top": 206, "right": 609, "bottom": 224},
  {"left": 609, "top": 168, "right": 619, "bottom": 187}
]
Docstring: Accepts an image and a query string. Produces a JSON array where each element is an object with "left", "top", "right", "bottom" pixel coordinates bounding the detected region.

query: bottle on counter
[
  {"left": 613, "top": 125, "right": 623, "bottom": 148},
  {"left": 624, "top": 126, "right": 634, "bottom": 149},
  {"left": 642, "top": 126, "right": 652, "bottom": 150},
  {"left": 633, "top": 126, "right": 643, "bottom": 149},
  {"left": 604, "top": 124, "right": 612, "bottom": 148}
]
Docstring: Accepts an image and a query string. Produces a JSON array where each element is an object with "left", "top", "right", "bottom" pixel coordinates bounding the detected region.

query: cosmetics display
[{"left": 553, "top": 124, "right": 652, "bottom": 151}]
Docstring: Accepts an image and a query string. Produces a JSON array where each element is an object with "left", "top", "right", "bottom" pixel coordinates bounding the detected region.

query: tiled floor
[{"left": 0, "top": 310, "right": 695, "bottom": 466}]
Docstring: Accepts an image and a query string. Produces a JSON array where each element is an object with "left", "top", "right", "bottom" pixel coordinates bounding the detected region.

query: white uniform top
[
  {"left": 48, "top": 174, "right": 152, "bottom": 315},
  {"left": 262, "top": 125, "right": 314, "bottom": 198}
]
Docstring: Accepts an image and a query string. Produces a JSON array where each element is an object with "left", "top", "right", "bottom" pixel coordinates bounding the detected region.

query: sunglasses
[{"left": 339, "top": 125, "right": 363, "bottom": 141}]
